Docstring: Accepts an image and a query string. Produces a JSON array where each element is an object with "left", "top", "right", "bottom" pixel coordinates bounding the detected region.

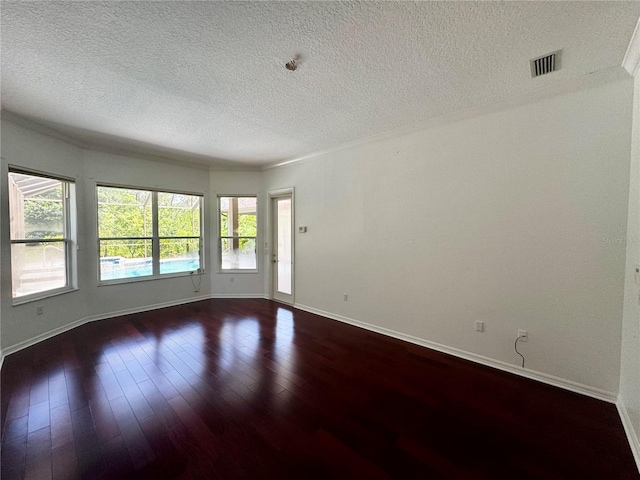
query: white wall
[
  {"left": 264, "top": 78, "right": 633, "bottom": 396},
  {"left": 619, "top": 70, "right": 640, "bottom": 463},
  {"left": 1, "top": 118, "right": 85, "bottom": 349},
  {"left": 79, "top": 149, "right": 213, "bottom": 316},
  {"left": 0, "top": 117, "right": 212, "bottom": 351},
  {"left": 0, "top": 76, "right": 635, "bottom": 405}
]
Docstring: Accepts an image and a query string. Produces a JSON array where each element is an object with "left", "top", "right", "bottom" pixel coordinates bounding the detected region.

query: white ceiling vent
[{"left": 530, "top": 50, "right": 561, "bottom": 78}]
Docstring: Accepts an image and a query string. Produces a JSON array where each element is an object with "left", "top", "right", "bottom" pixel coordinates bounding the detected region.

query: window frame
[
  {"left": 96, "top": 183, "right": 204, "bottom": 285},
  {"left": 217, "top": 195, "right": 258, "bottom": 273},
  {"left": 8, "top": 167, "right": 78, "bottom": 305}
]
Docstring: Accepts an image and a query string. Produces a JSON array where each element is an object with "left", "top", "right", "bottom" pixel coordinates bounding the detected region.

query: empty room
[{"left": 1, "top": 1, "right": 640, "bottom": 478}]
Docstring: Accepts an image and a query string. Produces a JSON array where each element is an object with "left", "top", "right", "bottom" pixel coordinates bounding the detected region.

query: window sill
[
  {"left": 98, "top": 270, "right": 205, "bottom": 286},
  {"left": 217, "top": 270, "right": 259, "bottom": 274},
  {"left": 12, "top": 286, "right": 79, "bottom": 306}
]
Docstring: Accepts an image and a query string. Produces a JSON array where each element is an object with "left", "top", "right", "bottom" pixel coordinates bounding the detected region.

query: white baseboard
[
  {"left": 210, "top": 293, "right": 270, "bottom": 299},
  {"left": 1, "top": 294, "right": 212, "bottom": 361},
  {"left": 617, "top": 398, "right": 640, "bottom": 473},
  {"left": 0, "top": 295, "right": 619, "bottom": 406},
  {"left": 2, "top": 316, "right": 91, "bottom": 360},
  {"left": 294, "top": 303, "right": 618, "bottom": 403},
  {"left": 1, "top": 295, "right": 632, "bottom": 468},
  {"left": 0, "top": 294, "right": 277, "bottom": 366},
  {"left": 82, "top": 294, "right": 213, "bottom": 323}
]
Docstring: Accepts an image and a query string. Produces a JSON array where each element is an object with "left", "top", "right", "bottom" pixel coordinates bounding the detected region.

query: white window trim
[
  {"left": 217, "top": 194, "right": 258, "bottom": 273},
  {"left": 97, "top": 184, "right": 205, "bottom": 285},
  {"left": 12, "top": 285, "right": 79, "bottom": 306},
  {"left": 8, "top": 167, "right": 78, "bottom": 305}
]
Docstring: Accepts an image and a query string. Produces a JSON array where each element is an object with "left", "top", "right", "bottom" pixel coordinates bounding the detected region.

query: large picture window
[
  {"left": 218, "top": 196, "right": 257, "bottom": 271},
  {"left": 97, "top": 186, "right": 202, "bottom": 282},
  {"left": 8, "top": 169, "right": 76, "bottom": 300}
]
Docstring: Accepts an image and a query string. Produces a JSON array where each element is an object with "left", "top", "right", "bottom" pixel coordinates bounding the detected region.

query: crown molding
[
  {"left": 1, "top": 110, "right": 262, "bottom": 172},
  {"left": 262, "top": 66, "right": 630, "bottom": 171},
  {"left": 623, "top": 17, "right": 640, "bottom": 77}
]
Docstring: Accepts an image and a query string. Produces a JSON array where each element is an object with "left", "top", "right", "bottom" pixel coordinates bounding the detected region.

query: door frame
[{"left": 268, "top": 188, "right": 295, "bottom": 305}]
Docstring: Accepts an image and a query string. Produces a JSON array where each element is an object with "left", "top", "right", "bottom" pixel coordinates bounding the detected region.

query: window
[
  {"left": 8, "top": 169, "right": 76, "bottom": 301},
  {"left": 97, "top": 186, "right": 202, "bottom": 282},
  {"left": 219, "top": 196, "right": 257, "bottom": 270}
]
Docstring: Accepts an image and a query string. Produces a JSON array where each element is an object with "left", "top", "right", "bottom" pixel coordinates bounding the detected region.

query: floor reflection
[
  {"left": 272, "top": 308, "right": 296, "bottom": 400},
  {"left": 3, "top": 301, "right": 305, "bottom": 479},
  {"left": 3, "top": 299, "right": 637, "bottom": 479},
  {"left": 219, "top": 317, "right": 260, "bottom": 372}
]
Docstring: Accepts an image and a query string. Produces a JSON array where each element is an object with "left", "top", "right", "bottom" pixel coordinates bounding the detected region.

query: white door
[{"left": 271, "top": 193, "right": 293, "bottom": 304}]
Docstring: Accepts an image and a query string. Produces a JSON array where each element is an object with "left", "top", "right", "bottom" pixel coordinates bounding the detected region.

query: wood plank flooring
[{"left": 1, "top": 298, "right": 637, "bottom": 479}]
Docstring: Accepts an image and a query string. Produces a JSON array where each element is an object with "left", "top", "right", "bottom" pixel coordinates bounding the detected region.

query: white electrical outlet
[
  {"left": 343, "top": 293, "right": 348, "bottom": 301},
  {"left": 36, "top": 306, "right": 44, "bottom": 315},
  {"left": 518, "top": 330, "right": 528, "bottom": 342},
  {"left": 230, "top": 277, "right": 235, "bottom": 283},
  {"left": 475, "top": 321, "right": 484, "bottom": 332}
]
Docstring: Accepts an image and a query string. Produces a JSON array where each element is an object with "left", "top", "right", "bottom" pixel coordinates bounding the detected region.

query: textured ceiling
[{"left": 2, "top": 1, "right": 640, "bottom": 167}]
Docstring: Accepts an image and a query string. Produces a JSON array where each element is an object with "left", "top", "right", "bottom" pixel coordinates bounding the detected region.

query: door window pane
[{"left": 276, "top": 199, "right": 292, "bottom": 294}]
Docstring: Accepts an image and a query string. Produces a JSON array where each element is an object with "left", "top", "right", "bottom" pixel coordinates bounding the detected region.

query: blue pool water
[{"left": 100, "top": 257, "right": 200, "bottom": 281}]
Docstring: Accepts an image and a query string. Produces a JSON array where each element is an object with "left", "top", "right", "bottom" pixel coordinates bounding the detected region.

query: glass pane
[
  {"left": 277, "top": 198, "right": 292, "bottom": 295},
  {"left": 220, "top": 197, "right": 257, "bottom": 237},
  {"left": 11, "top": 242, "right": 67, "bottom": 297},
  {"left": 99, "top": 239, "right": 152, "bottom": 281},
  {"left": 160, "top": 238, "right": 200, "bottom": 274},
  {"left": 97, "top": 187, "right": 152, "bottom": 238},
  {"left": 158, "top": 193, "right": 201, "bottom": 237},
  {"left": 8, "top": 172, "right": 64, "bottom": 240},
  {"left": 220, "top": 238, "right": 256, "bottom": 270}
]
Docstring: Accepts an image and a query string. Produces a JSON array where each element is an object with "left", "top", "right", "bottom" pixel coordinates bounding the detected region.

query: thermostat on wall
[{"left": 298, "top": 226, "right": 307, "bottom": 233}]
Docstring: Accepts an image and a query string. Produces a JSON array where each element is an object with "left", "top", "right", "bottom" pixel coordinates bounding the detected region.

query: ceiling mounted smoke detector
[
  {"left": 285, "top": 59, "right": 297, "bottom": 71},
  {"left": 285, "top": 54, "right": 302, "bottom": 71},
  {"left": 530, "top": 50, "right": 561, "bottom": 78}
]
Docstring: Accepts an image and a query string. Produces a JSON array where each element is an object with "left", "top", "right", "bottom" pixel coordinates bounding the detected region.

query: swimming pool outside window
[{"left": 97, "top": 185, "right": 203, "bottom": 283}]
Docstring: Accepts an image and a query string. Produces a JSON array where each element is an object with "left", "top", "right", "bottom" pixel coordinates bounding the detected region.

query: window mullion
[
  {"left": 64, "top": 182, "right": 71, "bottom": 288},
  {"left": 152, "top": 191, "right": 160, "bottom": 275}
]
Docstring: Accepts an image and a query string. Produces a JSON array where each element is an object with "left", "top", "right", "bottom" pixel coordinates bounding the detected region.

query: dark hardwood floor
[{"left": 1, "top": 298, "right": 637, "bottom": 479}]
